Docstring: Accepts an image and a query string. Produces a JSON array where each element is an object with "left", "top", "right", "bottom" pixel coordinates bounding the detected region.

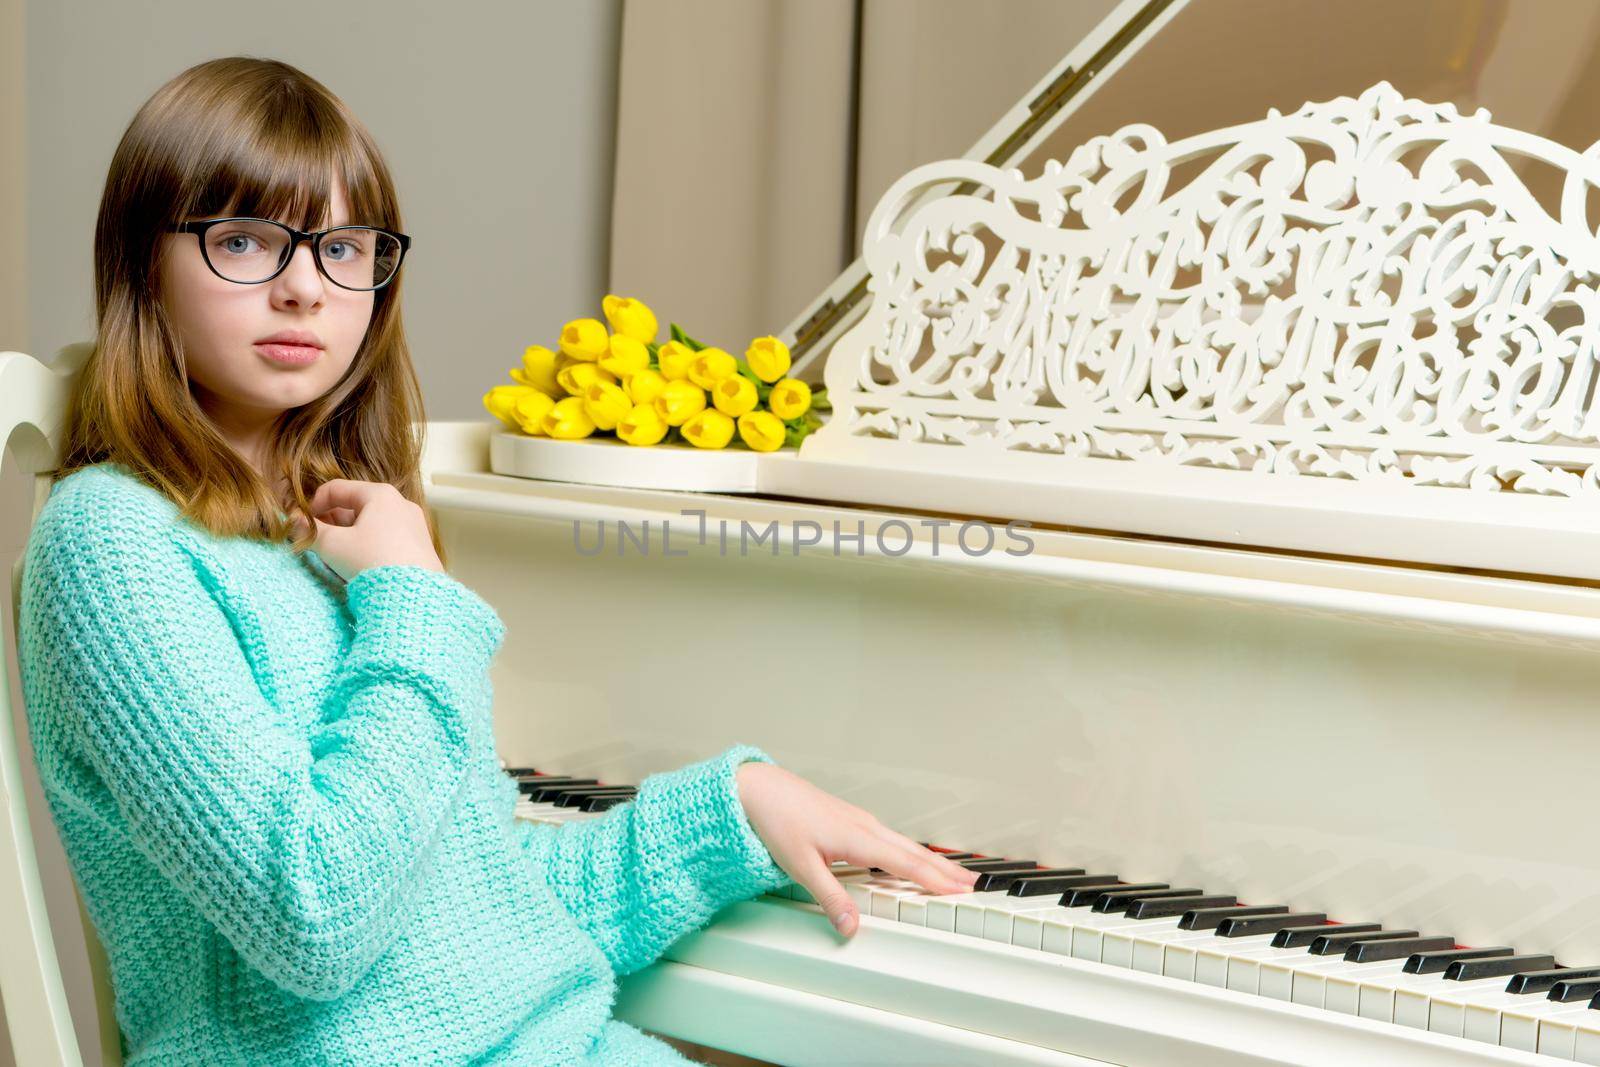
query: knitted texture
[{"left": 16, "top": 462, "right": 793, "bottom": 1066}]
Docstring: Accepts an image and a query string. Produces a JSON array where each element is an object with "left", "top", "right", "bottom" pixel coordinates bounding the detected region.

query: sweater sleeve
[
  {"left": 517, "top": 743, "right": 794, "bottom": 977},
  {"left": 18, "top": 496, "right": 506, "bottom": 1003}
]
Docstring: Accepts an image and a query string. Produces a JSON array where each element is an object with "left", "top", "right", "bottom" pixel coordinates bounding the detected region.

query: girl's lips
[{"left": 254, "top": 342, "right": 322, "bottom": 365}]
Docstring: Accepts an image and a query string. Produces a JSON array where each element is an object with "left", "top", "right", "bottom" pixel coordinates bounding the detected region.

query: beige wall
[{"left": 0, "top": 3, "right": 622, "bottom": 1064}]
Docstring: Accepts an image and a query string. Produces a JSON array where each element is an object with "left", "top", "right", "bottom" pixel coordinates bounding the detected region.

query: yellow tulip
[
  {"left": 599, "top": 334, "right": 651, "bottom": 377},
  {"left": 738, "top": 410, "right": 786, "bottom": 452},
  {"left": 583, "top": 380, "right": 633, "bottom": 431},
  {"left": 623, "top": 367, "right": 668, "bottom": 406},
  {"left": 682, "top": 409, "right": 735, "bottom": 449},
  {"left": 483, "top": 384, "right": 536, "bottom": 428},
  {"left": 511, "top": 344, "right": 564, "bottom": 397},
  {"left": 687, "top": 347, "right": 737, "bottom": 389},
  {"left": 768, "top": 377, "right": 812, "bottom": 420},
  {"left": 557, "top": 361, "right": 617, "bottom": 396},
  {"left": 654, "top": 379, "right": 707, "bottom": 426},
  {"left": 559, "top": 317, "right": 610, "bottom": 362},
  {"left": 712, "top": 374, "right": 758, "bottom": 417},
  {"left": 657, "top": 340, "right": 697, "bottom": 381},
  {"left": 602, "top": 294, "right": 659, "bottom": 344},
  {"left": 616, "top": 403, "right": 669, "bottom": 446},
  {"left": 513, "top": 391, "right": 556, "bottom": 435},
  {"left": 745, "top": 335, "right": 791, "bottom": 383},
  {"left": 542, "top": 396, "right": 596, "bottom": 439}
]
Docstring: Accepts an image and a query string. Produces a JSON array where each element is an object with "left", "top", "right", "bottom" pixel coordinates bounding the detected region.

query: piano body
[{"left": 424, "top": 2, "right": 1600, "bottom": 1063}]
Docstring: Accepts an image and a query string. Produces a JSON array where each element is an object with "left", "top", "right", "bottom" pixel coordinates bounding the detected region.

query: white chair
[{"left": 1, "top": 342, "right": 123, "bottom": 1067}]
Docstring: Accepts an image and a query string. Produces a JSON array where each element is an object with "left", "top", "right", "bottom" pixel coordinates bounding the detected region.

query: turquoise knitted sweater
[{"left": 16, "top": 462, "right": 793, "bottom": 1065}]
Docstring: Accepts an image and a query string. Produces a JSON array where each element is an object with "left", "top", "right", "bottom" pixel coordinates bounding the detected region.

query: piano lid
[
  {"left": 786, "top": 0, "right": 1600, "bottom": 381},
  {"left": 762, "top": 0, "right": 1600, "bottom": 583}
]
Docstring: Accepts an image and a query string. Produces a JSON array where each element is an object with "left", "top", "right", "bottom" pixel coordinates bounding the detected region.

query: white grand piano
[{"left": 435, "top": 2, "right": 1600, "bottom": 1063}]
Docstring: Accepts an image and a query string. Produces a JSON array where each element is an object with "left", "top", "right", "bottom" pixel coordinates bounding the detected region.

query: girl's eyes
[
  {"left": 214, "top": 232, "right": 267, "bottom": 256},
  {"left": 321, "top": 238, "right": 366, "bottom": 261}
]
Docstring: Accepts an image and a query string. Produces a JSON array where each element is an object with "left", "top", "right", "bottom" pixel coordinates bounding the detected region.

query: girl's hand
[
  {"left": 736, "top": 762, "right": 979, "bottom": 937},
  {"left": 289, "top": 479, "right": 444, "bottom": 581}
]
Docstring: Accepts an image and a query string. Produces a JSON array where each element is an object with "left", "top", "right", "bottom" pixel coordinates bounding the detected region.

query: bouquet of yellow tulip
[{"left": 482, "top": 295, "right": 830, "bottom": 452}]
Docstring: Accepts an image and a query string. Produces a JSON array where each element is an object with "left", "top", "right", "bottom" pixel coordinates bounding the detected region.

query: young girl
[{"left": 16, "top": 56, "right": 976, "bottom": 1065}]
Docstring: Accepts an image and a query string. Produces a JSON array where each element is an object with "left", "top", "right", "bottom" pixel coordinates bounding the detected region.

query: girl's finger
[
  {"left": 863, "top": 830, "right": 975, "bottom": 895},
  {"left": 792, "top": 855, "right": 859, "bottom": 937},
  {"left": 869, "top": 823, "right": 979, "bottom": 886}
]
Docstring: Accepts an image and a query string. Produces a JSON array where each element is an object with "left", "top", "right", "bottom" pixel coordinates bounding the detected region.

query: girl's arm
[
  {"left": 516, "top": 743, "right": 789, "bottom": 977},
  {"left": 18, "top": 485, "right": 504, "bottom": 1002}
]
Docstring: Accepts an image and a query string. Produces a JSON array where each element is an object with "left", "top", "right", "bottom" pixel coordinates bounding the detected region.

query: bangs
[{"left": 184, "top": 92, "right": 393, "bottom": 232}]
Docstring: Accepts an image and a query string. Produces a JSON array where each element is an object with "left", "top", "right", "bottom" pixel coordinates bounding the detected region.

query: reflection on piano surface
[{"left": 430, "top": 3, "right": 1600, "bottom": 1063}]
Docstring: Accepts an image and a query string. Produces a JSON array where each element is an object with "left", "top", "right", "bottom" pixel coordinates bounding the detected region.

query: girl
[{"left": 16, "top": 56, "right": 976, "bottom": 1066}]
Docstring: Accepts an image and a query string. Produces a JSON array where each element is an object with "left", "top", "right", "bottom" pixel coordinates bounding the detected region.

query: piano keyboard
[{"left": 509, "top": 766, "right": 1588, "bottom": 1064}]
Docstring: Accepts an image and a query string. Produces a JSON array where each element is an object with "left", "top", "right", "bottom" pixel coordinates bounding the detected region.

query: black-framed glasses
[{"left": 165, "top": 217, "right": 412, "bottom": 291}]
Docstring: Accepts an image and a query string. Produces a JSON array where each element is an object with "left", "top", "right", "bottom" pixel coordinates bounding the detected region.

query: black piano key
[
  {"left": 1093, "top": 887, "right": 1202, "bottom": 914},
  {"left": 1063, "top": 882, "right": 1167, "bottom": 908},
  {"left": 1403, "top": 946, "right": 1515, "bottom": 975},
  {"left": 523, "top": 777, "right": 600, "bottom": 798},
  {"left": 583, "top": 795, "right": 631, "bottom": 812},
  {"left": 976, "top": 868, "right": 1084, "bottom": 893},
  {"left": 1006, "top": 873, "right": 1118, "bottom": 897},
  {"left": 1218, "top": 912, "right": 1327, "bottom": 938},
  {"left": 957, "top": 859, "right": 1038, "bottom": 871},
  {"left": 930, "top": 853, "right": 981, "bottom": 861},
  {"left": 1344, "top": 935, "right": 1455, "bottom": 964},
  {"left": 502, "top": 766, "right": 539, "bottom": 776},
  {"left": 1445, "top": 954, "right": 1558, "bottom": 982},
  {"left": 1009, "top": 873, "right": 1118, "bottom": 897},
  {"left": 556, "top": 787, "right": 637, "bottom": 808},
  {"left": 1506, "top": 966, "right": 1600, "bottom": 995},
  {"left": 1180, "top": 905, "right": 1288, "bottom": 932},
  {"left": 1272, "top": 923, "right": 1381, "bottom": 949},
  {"left": 1550, "top": 977, "right": 1600, "bottom": 1003},
  {"left": 1128, "top": 894, "right": 1237, "bottom": 920},
  {"left": 1310, "top": 929, "right": 1418, "bottom": 957}
]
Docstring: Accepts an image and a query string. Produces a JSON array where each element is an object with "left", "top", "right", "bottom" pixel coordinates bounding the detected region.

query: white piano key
[
  {"left": 1501, "top": 997, "right": 1599, "bottom": 1053},
  {"left": 1323, "top": 961, "right": 1408, "bottom": 1016},
  {"left": 1187, "top": 934, "right": 1277, "bottom": 988},
  {"left": 1538, "top": 1005, "right": 1600, "bottom": 1059},
  {"left": 980, "top": 895, "right": 1073, "bottom": 943}
]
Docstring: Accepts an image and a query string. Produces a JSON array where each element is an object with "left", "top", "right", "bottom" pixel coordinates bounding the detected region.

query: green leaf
[
  {"left": 669, "top": 323, "right": 708, "bottom": 351},
  {"left": 811, "top": 388, "right": 832, "bottom": 411}
]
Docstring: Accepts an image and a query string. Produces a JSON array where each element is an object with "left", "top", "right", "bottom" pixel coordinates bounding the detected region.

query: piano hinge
[
  {"left": 790, "top": 278, "right": 870, "bottom": 362},
  {"left": 982, "top": 0, "right": 1179, "bottom": 170}
]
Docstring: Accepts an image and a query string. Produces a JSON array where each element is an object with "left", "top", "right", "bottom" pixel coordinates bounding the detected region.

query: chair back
[{"left": 1, "top": 342, "right": 123, "bottom": 1066}]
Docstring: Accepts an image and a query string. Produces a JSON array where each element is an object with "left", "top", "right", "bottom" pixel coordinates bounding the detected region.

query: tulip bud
[
  {"left": 542, "top": 396, "right": 597, "bottom": 439},
  {"left": 583, "top": 379, "right": 633, "bottom": 431},
  {"left": 512, "top": 344, "right": 565, "bottom": 397},
  {"left": 657, "top": 340, "right": 697, "bottom": 381},
  {"left": 600, "top": 334, "right": 651, "bottom": 377},
  {"left": 602, "top": 294, "right": 659, "bottom": 344},
  {"left": 687, "top": 347, "right": 737, "bottom": 389},
  {"left": 682, "top": 408, "right": 735, "bottom": 449},
  {"left": 654, "top": 379, "right": 707, "bottom": 426},
  {"left": 738, "top": 410, "right": 786, "bottom": 452},
  {"left": 623, "top": 367, "right": 668, "bottom": 406},
  {"left": 767, "top": 377, "right": 812, "bottom": 420},
  {"left": 616, "top": 403, "right": 670, "bottom": 445},
  {"left": 513, "top": 390, "right": 557, "bottom": 435},
  {"left": 745, "top": 335, "right": 791, "bottom": 383},
  {"left": 712, "top": 374, "right": 758, "bottom": 417},
  {"left": 559, "top": 317, "right": 610, "bottom": 362},
  {"left": 483, "top": 384, "right": 535, "bottom": 428},
  {"left": 557, "top": 361, "right": 618, "bottom": 396}
]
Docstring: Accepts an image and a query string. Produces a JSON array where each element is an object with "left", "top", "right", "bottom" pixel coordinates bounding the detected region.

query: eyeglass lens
[{"left": 202, "top": 220, "right": 402, "bottom": 289}]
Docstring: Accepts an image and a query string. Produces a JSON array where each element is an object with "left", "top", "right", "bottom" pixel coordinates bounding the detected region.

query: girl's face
[{"left": 158, "top": 176, "right": 375, "bottom": 434}]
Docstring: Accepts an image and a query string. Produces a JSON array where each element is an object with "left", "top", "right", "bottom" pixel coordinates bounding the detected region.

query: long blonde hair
[{"left": 51, "top": 55, "right": 447, "bottom": 564}]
